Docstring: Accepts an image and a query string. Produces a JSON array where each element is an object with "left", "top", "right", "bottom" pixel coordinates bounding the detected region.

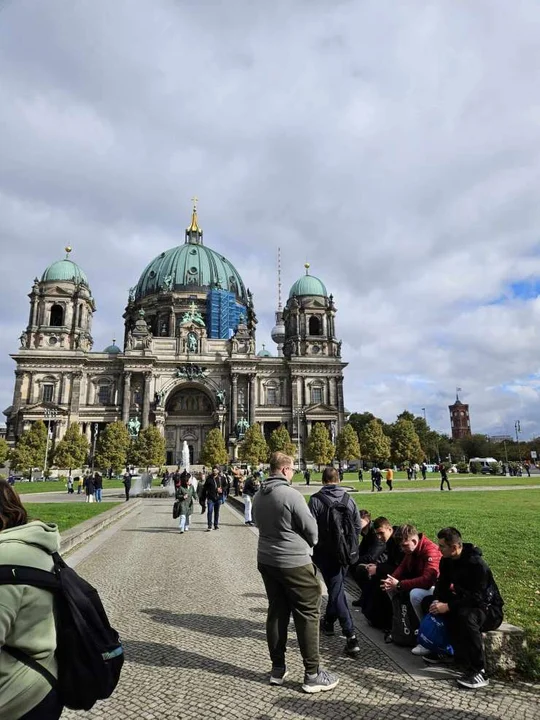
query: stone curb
[{"left": 60, "top": 499, "right": 143, "bottom": 555}]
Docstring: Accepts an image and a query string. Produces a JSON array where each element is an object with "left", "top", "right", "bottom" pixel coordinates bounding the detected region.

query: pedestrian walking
[
  {"left": 385, "top": 467, "right": 394, "bottom": 491},
  {"left": 93, "top": 472, "right": 103, "bottom": 502},
  {"left": 122, "top": 471, "right": 132, "bottom": 501},
  {"left": 77, "top": 476, "right": 83, "bottom": 494},
  {"left": 67, "top": 477, "right": 74, "bottom": 494},
  {"left": 357, "top": 468, "right": 363, "bottom": 482},
  {"left": 175, "top": 473, "right": 197, "bottom": 533},
  {"left": 252, "top": 452, "right": 339, "bottom": 694},
  {"left": 303, "top": 468, "right": 311, "bottom": 486},
  {"left": 243, "top": 473, "right": 259, "bottom": 526},
  {"left": 201, "top": 466, "right": 227, "bottom": 531},
  {"left": 84, "top": 473, "right": 95, "bottom": 503},
  {"left": 440, "top": 464, "right": 451, "bottom": 491}
]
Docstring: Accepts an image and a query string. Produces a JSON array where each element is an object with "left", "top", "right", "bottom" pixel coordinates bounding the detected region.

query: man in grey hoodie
[{"left": 252, "top": 452, "right": 339, "bottom": 694}]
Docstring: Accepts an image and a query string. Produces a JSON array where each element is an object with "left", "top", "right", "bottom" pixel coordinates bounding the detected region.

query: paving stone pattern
[{"left": 62, "top": 500, "right": 539, "bottom": 720}]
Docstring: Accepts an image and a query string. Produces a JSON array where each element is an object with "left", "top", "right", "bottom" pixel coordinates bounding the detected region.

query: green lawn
[
  {"left": 351, "top": 489, "right": 540, "bottom": 672},
  {"left": 13, "top": 479, "right": 125, "bottom": 494},
  {"left": 24, "top": 502, "right": 118, "bottom": 532}
]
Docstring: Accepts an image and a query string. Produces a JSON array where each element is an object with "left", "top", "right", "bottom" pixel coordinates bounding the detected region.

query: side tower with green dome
[{"left": 19, "top": 246, "right": 95, "bottom": 353}]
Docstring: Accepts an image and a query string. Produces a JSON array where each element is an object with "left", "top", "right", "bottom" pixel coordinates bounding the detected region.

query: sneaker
[
  {"left": 457, "top": 670, "right": 489, "bottom": 689},
  {"left": 269, "top": 666, "right": 289, "bottom": 686},
  {"left": 302, "top": 668, "right": 339, "bottom": 694},
  {"left": 206, "top": 528, "right": 212, "bottom": 532},
  {"left": 423, "top": 652, "right": 454, "bottom": 666},
  {"left": 383, "top": 632, "right": 393, "bottom": 644},
  {"left": 411, "top": 644, "right": 430, "bottom": 656},
  {"left": 214, "top": 526, "right": 219, "bottom": 530},
  {"left": 320, "top": 619, "right": 335, "bottom": 636},
  {"left": 179, "top": 530, "right": 184, "bottom": 534},
  {"left": 345, "top": 636, "right": 361, "bottom": 656}
]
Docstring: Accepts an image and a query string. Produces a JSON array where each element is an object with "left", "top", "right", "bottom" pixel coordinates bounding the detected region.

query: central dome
[{"left": 135, "top": 208, "right": 247, "bottom": 302}]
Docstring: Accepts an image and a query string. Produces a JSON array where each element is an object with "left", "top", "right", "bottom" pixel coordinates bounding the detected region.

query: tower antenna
[{"left": 277, "top": 247, "right": 282, "bottom": 310}]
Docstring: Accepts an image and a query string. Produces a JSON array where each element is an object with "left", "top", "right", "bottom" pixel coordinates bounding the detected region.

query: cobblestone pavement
[{"left": 62, "top": 500, "right": 539, "bottom": 720}]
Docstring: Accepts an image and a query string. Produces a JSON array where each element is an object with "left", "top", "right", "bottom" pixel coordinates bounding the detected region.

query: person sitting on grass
[{"left": 421, "top": 527, "right": 504, "bottom": 690}]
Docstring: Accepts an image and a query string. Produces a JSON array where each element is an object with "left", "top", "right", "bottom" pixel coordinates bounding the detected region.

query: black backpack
[
  {"left": 0, "top": 551, "right": 124, "bottom": 711},
  {"left": 315, "top": 492, "right": 359, "bottom": 567}
]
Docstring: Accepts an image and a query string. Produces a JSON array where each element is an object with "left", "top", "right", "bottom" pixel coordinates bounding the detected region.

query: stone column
[
  {"left": 69, "top": 372, "right": 82, "bottom": 417},
  {"left": 169, "top": 308, "right": 175, "bottom": 337},
  {"left": 12, "top": 371, "right": 24, "bottom": 415},
  {"left": 303, "top": 377, "right": 309, "bottom": 406},
  {"left": 231, "top": 374, "right": 238, "bottom": 429},
  {"left": 249, "top": 374, "right": 256, "bottom": 425},
  {"left": 121, "top": 372, "right": 132, "bottom": 423},
  {"left": 141, "top": 372, "right": 152, "bottom": 428},
  {"left": 58, "top": 373, "right": 66, "bottom": 405}
]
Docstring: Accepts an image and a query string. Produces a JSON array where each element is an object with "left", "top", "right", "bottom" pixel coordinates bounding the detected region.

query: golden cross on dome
[{"left": 188, "top": 196, "right": 201, "bottom": 232}]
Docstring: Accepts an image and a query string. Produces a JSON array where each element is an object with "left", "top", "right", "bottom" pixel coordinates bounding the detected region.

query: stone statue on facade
[
  {"left": 127, "top": 417, "right": 141, "bottom": 437},
  {"left": 162, "top": 274, "right": 173, "bottom": 292},
  {"left": 187, "top": 332, "right": 198, "bottom": 353},
  {"left": 181, "top": 302, "right": 205, "bottom": 328},
  {"left": 128, "top": 286, "right": 136, "bottom": 303},
  {"left": 216, "top": 388, "right": 226, "bottom": 407},
  {"left": 19, "top": 331, "right": 28, "bottom": 349}
]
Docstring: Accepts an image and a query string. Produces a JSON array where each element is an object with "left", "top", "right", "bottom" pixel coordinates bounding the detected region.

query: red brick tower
[{"left": 449, "top": 389, "right": 471, "bottom": 440}]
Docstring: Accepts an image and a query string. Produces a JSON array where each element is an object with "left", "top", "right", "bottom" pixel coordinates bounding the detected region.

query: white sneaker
[{"left": 411, "top": 644, "right": 430, "bottom": 656}]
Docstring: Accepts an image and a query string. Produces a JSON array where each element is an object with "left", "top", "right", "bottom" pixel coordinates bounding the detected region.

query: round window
[
  {"left": 190, "top": 249, "right": 197, "bottom": 255},
  {"left": 189, "top": 267, "right": 198, "bottom": 274},
  {"left": 149, "top": 271, "right": 156, "bottom": 279},
  {"left": 48, "top": 336, "right": 58, "bottom": 346}
]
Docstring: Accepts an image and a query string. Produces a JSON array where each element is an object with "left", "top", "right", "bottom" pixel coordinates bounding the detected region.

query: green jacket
[
  {"left": 0, "top": 521, "right": 61, "bottom": 719},
  {"left": 175, "top": 485, "right": 197, "bottom": 517}
]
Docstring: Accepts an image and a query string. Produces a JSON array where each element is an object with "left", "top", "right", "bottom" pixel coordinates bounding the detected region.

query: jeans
[
  {"left": 315, "top": 556, "right": 354, "bottom": 636},
  {"left": 258, "top": 562, "right": 321, "bottom": 675},
  {"left": 19, "top": 689, "right": 63, "bottom": 720},
  {"left": 207, "top": 499, "right": 221, "bottom": 528},
  {"left": 179, "top": 514, "right": 190, "bottom": 532},
  {"left": 244, "top": 494, "right": 253, "bottom": 523},
  {"left": 95, "top": 488, "right": 102, "bottom": 502},
  {"left": 410, "top": 586, "right": 435, "bottom": 622}
]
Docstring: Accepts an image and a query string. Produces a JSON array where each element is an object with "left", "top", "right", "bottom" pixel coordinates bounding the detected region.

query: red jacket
[{"left": 392, "top": 534, "right": 441, "bottom": 592}]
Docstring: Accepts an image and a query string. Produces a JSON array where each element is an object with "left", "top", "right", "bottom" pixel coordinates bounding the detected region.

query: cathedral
[{"left": 4, "top": 205, "right": 347, "bottom": 466}]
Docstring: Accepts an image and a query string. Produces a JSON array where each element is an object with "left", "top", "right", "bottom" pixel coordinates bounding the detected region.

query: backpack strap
[
  {"left": 0, "top": 565, "right": 60, "bottom": 591},
  {"left": 2, "top": 645, "right": 57, "bottom": 688},
  {"left": 314, "top": 491, "right": 349, "bottom": 510}
]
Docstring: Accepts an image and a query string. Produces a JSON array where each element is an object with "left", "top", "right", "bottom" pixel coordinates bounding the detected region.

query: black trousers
[
  {"left": 19, "top": 689, "right": 63, "bottom": 720},
  {"left": 440, "top": 477, "right": 451, "bottom": 490},
  {"left": 258, "top": 562, "right": 321, "bottom": 675}
]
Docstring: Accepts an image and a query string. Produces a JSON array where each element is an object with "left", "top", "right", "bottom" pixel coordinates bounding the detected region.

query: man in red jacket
[{"left": 381, "top": 524, "right": 441, "bottom": 629}]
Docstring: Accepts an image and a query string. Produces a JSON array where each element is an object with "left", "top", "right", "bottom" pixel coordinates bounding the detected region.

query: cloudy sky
[{"left": 1, "top": 0, "right": 540, "bottom": 437}]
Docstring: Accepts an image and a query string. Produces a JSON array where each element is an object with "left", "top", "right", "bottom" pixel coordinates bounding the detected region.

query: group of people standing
[
  {"left": 67, "top": 472, "right": 103, "bottom": 502},
  {"left": 250, "top": 452, "right": 504, "bottom": 693}
]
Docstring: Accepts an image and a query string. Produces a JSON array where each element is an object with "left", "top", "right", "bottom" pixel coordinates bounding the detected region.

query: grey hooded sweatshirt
[{"left": 252, "top": 474, "right": 318, "bottom": 568}]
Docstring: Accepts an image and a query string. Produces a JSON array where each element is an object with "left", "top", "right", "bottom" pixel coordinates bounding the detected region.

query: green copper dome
[
  {"left": 103, "top": 341, "right": 121, "bottom": 354},
  {"left": 288, "top": 270, "right": 327, "bottom": 298},
  {"left": 135, "top": 242, "right": 247, "bottom": 302},
  {"left": 42, "top": 259, "right": 89, "bottom": 286},
  {"left": 257, "top": 344, "right": 272, "bottom": 357}
]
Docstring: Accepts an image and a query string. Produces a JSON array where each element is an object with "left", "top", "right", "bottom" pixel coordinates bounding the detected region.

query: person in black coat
[
  {"left": 423, "top": 527, "right": 504, "bottom": 690},
  {"left": 83, "top": 473, "right": 95, "bottom": 503},
  {"left": 350, "top": 510, "right": 386, "bottom": 604},
  {"left": 200, "top": 467, "right": 227, "bottom": 531},
  {"left": 93, "top": 472, "right": 103, "bottom": 502}
]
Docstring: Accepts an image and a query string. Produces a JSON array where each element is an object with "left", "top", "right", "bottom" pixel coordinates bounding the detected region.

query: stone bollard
[{"left": 483, "top": 623, "right": 527, "bottom": 674}]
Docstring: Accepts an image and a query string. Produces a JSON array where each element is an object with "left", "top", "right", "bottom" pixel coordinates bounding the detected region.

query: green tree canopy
[
  {"left": 358, "top": 419, "right": 391, "bottom": 465},
  {"left": 199, "top": 428, "right": 229, "bottom": 467},
  {"left": 348, "top": 412, "right": 377, "bottom": 437},
  {"left": 0, "top": 438, "right": 9, "bottom": 467},
  {"left": 9, "top": 421, "right": 48, "bottom": 476},
  {"left": 53, "top": 423, "right": 89, "bottom": 473},
  {"left": 128, "top": 426, "right": 166, "bottom": 470},
  {"left": 94, "top": 421, "right": 131, "bottom": 474},
  {"left": 239, "top": 424, "right": 269, "bottom": 467},
  {"left": 305, "top": 423, "right": 335, "bottom": 467},
  {"left": 459, "top": 434, "right": 491, "bottom": 460},
  {"left": 268, "top": 425, "right": 296, "bottom": 459},
  {"left": 391, "top": 419, "right": 424, "bottom": 465},
  {"left": 335, "top": 423, "right": 361, "bottom": 462}
]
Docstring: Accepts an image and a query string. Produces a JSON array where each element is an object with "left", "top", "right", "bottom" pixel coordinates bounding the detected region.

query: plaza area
[{"left": 60, "top": 499, "right": 538, "bottom": 720}]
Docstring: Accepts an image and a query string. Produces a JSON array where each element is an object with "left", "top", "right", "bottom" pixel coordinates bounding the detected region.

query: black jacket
[
  {"left": 243, "top": 477, "right": 259, "bottom": 497},
  {"left": 434, "top": 543, "right": 504, "bottom": 612},
  {"left": 375, "top": 528, "right": 405, "bottom": 578},
  {"left": 308, "top": 485, "right": 361, "bottom": 562},
  {"left": 201, "top": 474, "right": 227, "bottom": 503},
  {"left": 357, "top": 523, "right": 386, "bottom": 565}
]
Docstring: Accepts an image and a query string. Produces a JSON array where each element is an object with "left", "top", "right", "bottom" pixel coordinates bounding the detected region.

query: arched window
[
  {"left": 308, "top": 316, "right": 322, "bottom": 336},
  {"left": 310, "top": 385, "right": 323, "bottom": 405},
  {"left": 50, "top": 304, "right": 64, "bottom": 327},
  {"left": 266, "top": 384, "right": 279, "bottom": 406},
  {"left": 98, "top": 384, "right": 111, "bottom": 405}
]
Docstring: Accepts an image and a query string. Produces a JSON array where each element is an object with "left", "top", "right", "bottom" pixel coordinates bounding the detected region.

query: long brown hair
[{"left": 0, "top": 480, "right": 28, "bottom": 531}]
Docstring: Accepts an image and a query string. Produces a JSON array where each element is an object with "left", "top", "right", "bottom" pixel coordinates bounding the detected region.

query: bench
[{"left": 483, "top": 623, "right": 527, "bottom": 674}]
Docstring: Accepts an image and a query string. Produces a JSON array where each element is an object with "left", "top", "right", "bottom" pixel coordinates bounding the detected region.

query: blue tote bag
[{"left": 417, "top": 614, "right": 454, "bottom": 656}]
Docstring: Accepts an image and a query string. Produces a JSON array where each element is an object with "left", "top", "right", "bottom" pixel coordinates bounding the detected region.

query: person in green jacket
[
  {"left": 176, "top": 472, "right": 197, "bottom": 533},
  {"left": 0, "top": 479, "right": 62, "bottom": 720}
]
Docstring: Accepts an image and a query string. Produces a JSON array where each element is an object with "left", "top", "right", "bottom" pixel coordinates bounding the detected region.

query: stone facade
[{"left": 4, "top": 211, "right": 347, "bottom": 465}]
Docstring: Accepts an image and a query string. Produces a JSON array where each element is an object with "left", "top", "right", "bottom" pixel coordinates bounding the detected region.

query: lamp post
[
  {"left": 43, "top": 409, "right": 57, "bottom": 478},
  {"left": 294, "top": 408, "right": 305, "bottom": 470},
  {"left": 515, "top": 420, "right": 521, "bottom": 463},
  {"left": 90, "top": 423, "right": 99, "bottom": 473},
  {"left": 421, "top": 407, "right": 426, "bottom": 423}
]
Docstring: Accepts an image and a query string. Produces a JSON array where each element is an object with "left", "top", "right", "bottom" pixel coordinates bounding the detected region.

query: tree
[
  {"left": 9, "top": 421, "right": 48, "bottom": 476},
  {"left": 94, "top": 421, "right": 131, "bottom": 474},
  {"left": 200, "top": 428, "right": 229, "bottom": 467},
  {"left": 268, "top": 425, "right": 296, "bottom": 458},
  {"left": 335, "top": 423, "right": 361, "bottom": 462},
  {"left": 391, "top": 419, "right": 424, "bottom": 465},
  {"left": 305, "top": 423, "right": 335, "bottom": 468},
  {"left": 0, "top": 438, "right": 9, "bottom": 467},
  {"left": 358, "top": 419, "right": 391, "bottom": 465},
  {"left": 239, "top": 424, "right": 268, "bottom": 467},
  {"left": 53, "top": 423, "right": 89, "bottom": 475},
  {"left": 128, "top": 426, "right": 166, "bottom": 470},
  {"left": 459, "top": 434, "right": 491, "bottom": 460},
  {"left": 348, "top": 412, "right": 377, "bottom": 437}
]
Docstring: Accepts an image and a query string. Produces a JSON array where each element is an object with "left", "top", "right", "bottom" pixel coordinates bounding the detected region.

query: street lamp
[
  {"left": 294, "top": 408, "right": 305, "bottom": 470},
  {"left": 90, "top": 423, "right": 99, "bottom": 473},
  {"left": 421, "top": 407, "right": 426, "bottom": 423},
  {"left": 515, "top": 420, "right": 522, "bottom": 463},
  {"left": 43, "top": 409, "right": 57, "bottom": 478}
]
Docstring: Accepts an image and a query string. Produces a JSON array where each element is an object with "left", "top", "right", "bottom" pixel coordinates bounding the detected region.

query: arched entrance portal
[{"left": 164, "top": 385, "right": 216, "bottom": 465}]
